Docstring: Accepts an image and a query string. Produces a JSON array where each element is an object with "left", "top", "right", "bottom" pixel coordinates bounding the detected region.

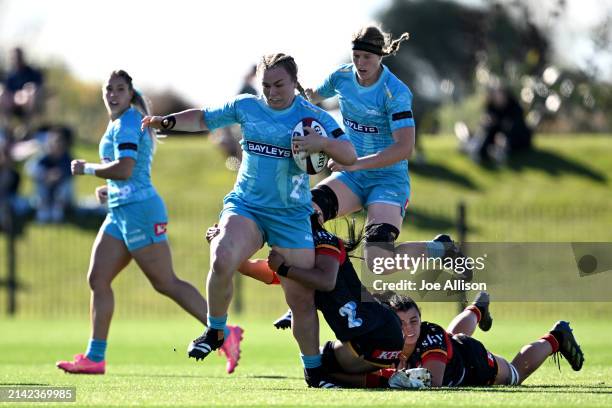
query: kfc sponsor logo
[{"left": 372, "top": 349, "right": 402, "bottom": 360}]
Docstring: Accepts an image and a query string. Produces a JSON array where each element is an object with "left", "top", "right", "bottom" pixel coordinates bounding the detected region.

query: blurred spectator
[
  {"left": 9, "top": 124, "right": 65, "bottom": 162},
  {"left": 0, "top": 47, "right": 45, "bottom": 125},
  {"left": 0, "top": 137, "right": 20, "bottom": 203},
  {"left": 456, "top": 86, "right": 533, "bottom": 164},
  {"left": 213, "top": 65, "right": 258, "bottom": 171},
  {"left": 26, "top": 126, "right": 74, "bottom": 223},
  {"left": 0, "top": 137, "right": 31, "bottom": 231}
]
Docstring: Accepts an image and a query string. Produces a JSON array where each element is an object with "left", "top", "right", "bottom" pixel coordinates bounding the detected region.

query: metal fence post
[
  {"left": 457, "top": 201, "right": 467, "bottom": 245},
  {"left": 457, "top": 201, "right": 468, "bottom": 312},
  {"left": 1, "top": 200, "right": 18, "bottom": 316}
]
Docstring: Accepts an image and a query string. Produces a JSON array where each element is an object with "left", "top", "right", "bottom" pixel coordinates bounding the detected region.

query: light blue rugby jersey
[
  {"left": 316, "top": 63, "right": 415, "bottom": 178},
  {"left": 203, "top": 94, "right": 347, "bottom": 209},
  {"left": 99, "top": 107, "right": 156, "bottom": 208}
]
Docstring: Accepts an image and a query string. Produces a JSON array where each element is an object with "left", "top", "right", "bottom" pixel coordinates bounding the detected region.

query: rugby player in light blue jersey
[
  {"left": 142, "top": 54, "right": 356, "bottom": 387},
  {"left": 56, "top": 71, "right": 244, "bottom": 375},
  {"left": 306, "top": 25, "right": 462, "bottom": 275}
]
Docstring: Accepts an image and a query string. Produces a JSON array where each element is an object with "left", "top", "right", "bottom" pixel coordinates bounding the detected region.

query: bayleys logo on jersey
[
  {"left": 246, "top": 141, "right": 291, "bottom": 159},
  {"left": 343, "top": 118, "right": 379, "bottom": 134}
]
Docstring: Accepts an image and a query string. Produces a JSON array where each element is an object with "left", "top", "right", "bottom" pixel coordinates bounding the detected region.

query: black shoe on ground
[
  {"left": 550, "top": 321, "right": 584, "bottom": 371},
  {"left": 473, "top": 291, "right": 493, "bottom": 332},
  {"left": 187, "top": 328, "right": 224, "bottom": 361},
  {"left": 273, "top": 309, "right": 292, "bottom": 330},
  {"left": 304, "top": 366, "right": 341, "bottom": 388}
]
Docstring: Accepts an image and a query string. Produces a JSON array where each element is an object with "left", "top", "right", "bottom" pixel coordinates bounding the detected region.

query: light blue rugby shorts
[
  {"left": 329, "top": 170, "right": 411, "bottom": 217},
  {"left": 220, "top": 192, "right": 314, "bottom": 249},
  {"left": 102, "top": 194, "right": 168, "bottom": 251}
]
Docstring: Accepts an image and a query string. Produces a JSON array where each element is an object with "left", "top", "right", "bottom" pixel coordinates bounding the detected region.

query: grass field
[
  {"left": 1, "top": 134, "right": 611, "bottom": 406},
  {"left": 1, "top": 315, "right": 611, "bottom": 407}
]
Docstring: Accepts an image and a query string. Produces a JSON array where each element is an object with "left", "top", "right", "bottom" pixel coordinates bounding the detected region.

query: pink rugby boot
[
  {"left": 56, "top": 354, "right": 105, "bottom": 374},
  {"left": 218, "top": 325, "right": 244, "bottom": 374}
]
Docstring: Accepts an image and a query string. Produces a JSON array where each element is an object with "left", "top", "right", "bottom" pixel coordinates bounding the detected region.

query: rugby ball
[{"left": 291, "top": 118, "right": 329, "bottom": 174}]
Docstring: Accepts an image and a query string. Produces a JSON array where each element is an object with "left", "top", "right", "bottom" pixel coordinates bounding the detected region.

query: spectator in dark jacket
[
  {"left": 456, "top": 86, "right": 532, "bottom": 164},
  {"left": 0, "top": 47, "right": 45, "bottom": 121},
  {"left": 27, "top": 127, "right": 73, "bottom": 223}
]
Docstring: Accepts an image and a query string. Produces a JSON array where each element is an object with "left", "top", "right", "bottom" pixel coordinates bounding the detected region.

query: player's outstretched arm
[{"left": 141, "top": 109, "right": 209, "bottom": 133}]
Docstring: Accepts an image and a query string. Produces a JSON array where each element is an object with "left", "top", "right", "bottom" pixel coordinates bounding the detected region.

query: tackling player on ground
[{"left": 372, "top": 294, "right": 584, "bottom": 388}]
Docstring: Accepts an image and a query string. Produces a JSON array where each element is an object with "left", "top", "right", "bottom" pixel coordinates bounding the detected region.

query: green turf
[
  {"left": 1, "top": 134, "right": 611, "bottom": 406},
  {"left": 0, "top": 316, "right": 610, "bottom": 407}
]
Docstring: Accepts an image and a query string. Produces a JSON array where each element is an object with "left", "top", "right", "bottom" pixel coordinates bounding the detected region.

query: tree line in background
[{"left": 379, "top": 0, "right": 612, "bottom": 134}]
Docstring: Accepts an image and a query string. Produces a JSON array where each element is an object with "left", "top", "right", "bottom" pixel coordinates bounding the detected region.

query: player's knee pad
[
  {"left": 364, "top": 223, "right": 400, "bottom": 251},
  {"left": 364, "top": 223, "right": 400, "bottom": 243},
  {"left": 311, "top": 185, "right": 339, "bottom": 222},
  {"left": 321, "top": 341, "right": 343, "bottom": 373}
]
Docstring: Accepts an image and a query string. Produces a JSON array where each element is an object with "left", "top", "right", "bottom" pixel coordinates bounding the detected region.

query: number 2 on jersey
[
  {"left": 290, "top": 174, "right": 306, "bottom": 199},
  {"left": 339, "top": 301, "right": 363, "bottom": 328}
]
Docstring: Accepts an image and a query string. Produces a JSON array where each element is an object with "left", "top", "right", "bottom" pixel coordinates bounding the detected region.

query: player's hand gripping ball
[{"left": 291, "top": 118, "right": 329, "bottom": 174}]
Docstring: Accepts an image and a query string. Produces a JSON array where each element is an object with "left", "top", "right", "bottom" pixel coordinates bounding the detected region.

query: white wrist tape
[{"left": 83, "top": 163, "right": 98, "bottom": 176}]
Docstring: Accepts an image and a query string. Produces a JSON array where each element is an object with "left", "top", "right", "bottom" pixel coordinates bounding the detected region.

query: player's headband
[{"left": 352, "top": 40, "right": 384, "bottom": 56}]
